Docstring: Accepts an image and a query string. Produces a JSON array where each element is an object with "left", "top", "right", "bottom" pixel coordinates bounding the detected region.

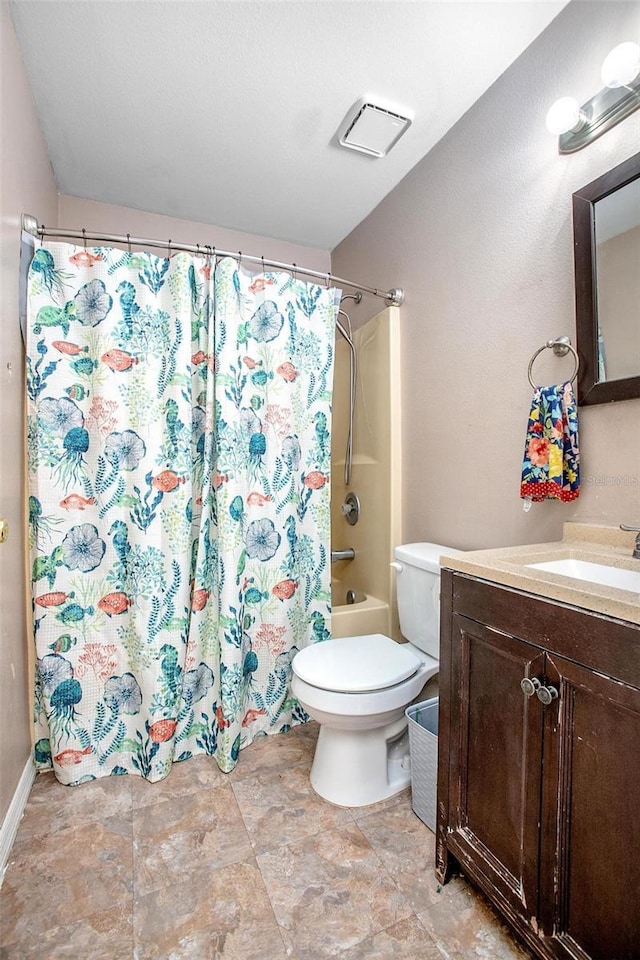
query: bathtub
[{"left": 330, "top": 580, "right": 389, "bottom": 639}]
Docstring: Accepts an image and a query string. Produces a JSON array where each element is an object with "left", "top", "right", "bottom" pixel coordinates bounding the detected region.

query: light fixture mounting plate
[{"left": 559, "top": 77, "right": 640, "bottom": 153}]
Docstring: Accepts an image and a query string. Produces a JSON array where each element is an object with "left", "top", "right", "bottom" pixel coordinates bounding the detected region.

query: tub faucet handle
[{"left": 341, "top": 493, "right": 360, "bottom": 526}]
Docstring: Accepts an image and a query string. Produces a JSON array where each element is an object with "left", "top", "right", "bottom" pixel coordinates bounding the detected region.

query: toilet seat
[
  {"left": 292, "top": 634, "right": 421, "bottom": 693},
  {"left": 291, "top": 657, "right": 438, "bottom": 720},
  {"left": 291, "top": 633, "right": 439, "bottom": 722}
]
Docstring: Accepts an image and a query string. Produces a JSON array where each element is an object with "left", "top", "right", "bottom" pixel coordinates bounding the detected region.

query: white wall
[
  {"left": 0, "top": 1, "right": 58, "bottom": 824},
  {"left": 331, "top": 0, "right": 640, "bottom": 551}
]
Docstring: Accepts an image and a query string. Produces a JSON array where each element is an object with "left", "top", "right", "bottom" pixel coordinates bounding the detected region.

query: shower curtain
[{"left": 26, "top": 242, "right": 338, "bottom": 785}]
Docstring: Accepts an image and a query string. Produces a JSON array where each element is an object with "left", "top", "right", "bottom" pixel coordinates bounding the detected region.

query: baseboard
[{"left": 0, "top": 757, "right": 35, "bottom": 885}]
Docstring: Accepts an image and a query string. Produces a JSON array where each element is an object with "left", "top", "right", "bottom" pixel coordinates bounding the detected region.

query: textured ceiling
[{"left": 10, "top": 1, "right": 568, "bottom": 250}]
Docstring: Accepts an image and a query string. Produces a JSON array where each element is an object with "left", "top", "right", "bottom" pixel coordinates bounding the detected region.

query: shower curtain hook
[
  {"left": 238, "top": 251, "right": 242, "bottom": 267},
  {"left": 82, "top": 228, "right": 87, "bottom": 251},
  {"left": 327, "top": 271, "right": 332, "bottom": 289},
  {"left": 261, "top": 255, "right": 265, "bottom": 276},
  {"left": 127, "top": 233, "right": 131, "bottom": 254},
  {"left": 196, "top": 243, "right": 200, "bottom": 258},
  {"left": 40, "top": 225, "right": 44, "bottom": 247},
  {"left": 292, "top": 263, "right": 297, "bottom": 281},
  {"left": 167, "top": 238, "right": 172, "bottom": 259}
]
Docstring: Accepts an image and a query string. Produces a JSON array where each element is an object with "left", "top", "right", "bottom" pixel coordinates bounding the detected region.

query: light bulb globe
[
  {"left": 601, "top": 41, "right": 640, "bottom": 88},
  {"left": 545, "top": 97, "right": 583, "bottom": 136}
]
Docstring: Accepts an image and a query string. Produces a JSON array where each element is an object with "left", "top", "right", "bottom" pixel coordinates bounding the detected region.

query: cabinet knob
[
  {"left": 520, "top": 677, "right": 541, "bottom": 697},
  {"left": 536, "top": 684, "right": 559, "bottom": 705}
]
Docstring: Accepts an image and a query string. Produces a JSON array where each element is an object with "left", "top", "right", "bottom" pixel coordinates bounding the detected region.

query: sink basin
[{"left": 527, "top": 558, "right": 640, "bottom": 594}]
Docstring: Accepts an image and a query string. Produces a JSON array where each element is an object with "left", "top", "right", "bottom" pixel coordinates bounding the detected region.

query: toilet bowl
[
  {"left": 291, "top": 542, "right": 459, "bottom": 807},
  {"left": 292, "top": 633, "right": 438, "bottom": 806}
]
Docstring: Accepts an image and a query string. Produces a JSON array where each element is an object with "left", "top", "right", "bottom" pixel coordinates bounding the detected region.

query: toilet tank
[{"left": 393, "top": 543, "right": 461, "bottom": 658}]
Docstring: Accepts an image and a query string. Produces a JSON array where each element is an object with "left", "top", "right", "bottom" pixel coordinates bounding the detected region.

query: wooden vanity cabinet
[{"left": 437, "top": 570, "right": 640, "bottom": 960}]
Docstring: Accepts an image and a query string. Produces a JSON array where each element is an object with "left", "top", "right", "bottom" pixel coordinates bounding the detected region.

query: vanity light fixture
[
  {"left": 546, "top": 41, "right": 640, "bottom": 153},
  {"left": 545, "top": 97, "right": 587, "bottom": 137}
]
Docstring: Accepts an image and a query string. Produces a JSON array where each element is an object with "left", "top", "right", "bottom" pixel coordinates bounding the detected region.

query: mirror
[{"left": 573, "top": 152, "right": 640, "bottom": 405}]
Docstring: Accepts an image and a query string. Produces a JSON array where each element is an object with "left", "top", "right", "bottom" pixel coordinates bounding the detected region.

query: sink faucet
[{"left": 620, "top": 524, "right": 640, "bottom": 559}]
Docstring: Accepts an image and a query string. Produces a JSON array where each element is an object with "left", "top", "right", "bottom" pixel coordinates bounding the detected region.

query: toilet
[{"left": 291, "top": 542, "right": 459, "bottom": 807}]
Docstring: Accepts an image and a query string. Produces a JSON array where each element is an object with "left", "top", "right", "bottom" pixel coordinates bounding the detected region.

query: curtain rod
[{"left": 21, "top": 215, "right": 404, "bottom": 307}]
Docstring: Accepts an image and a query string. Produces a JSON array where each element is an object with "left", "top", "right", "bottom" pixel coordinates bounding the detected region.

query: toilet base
[{"left": 309, "top": 714, "right": 411, "bottom": 807}]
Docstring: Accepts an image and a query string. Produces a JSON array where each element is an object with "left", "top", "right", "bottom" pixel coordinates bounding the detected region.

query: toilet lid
[{"left": 292, "top": 634, "right": 421, "bottom": 693}]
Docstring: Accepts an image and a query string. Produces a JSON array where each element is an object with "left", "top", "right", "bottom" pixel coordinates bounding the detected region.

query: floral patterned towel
[{"left": 520, "top": 381, "right": 580, "bottom": 503}]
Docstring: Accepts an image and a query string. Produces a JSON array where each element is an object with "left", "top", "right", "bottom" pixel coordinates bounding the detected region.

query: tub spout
[{"left": 331, "top": 548, "right": 355, "bottom": 563}]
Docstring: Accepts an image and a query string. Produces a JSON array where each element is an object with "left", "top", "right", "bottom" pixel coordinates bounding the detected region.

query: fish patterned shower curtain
[{"left": 26, "top": 243, "right": 338, "bottom": 784}]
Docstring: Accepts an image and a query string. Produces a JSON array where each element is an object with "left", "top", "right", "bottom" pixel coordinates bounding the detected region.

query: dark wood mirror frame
[{"left": 573, "top": 151, "right": 640, "bottom": 405}]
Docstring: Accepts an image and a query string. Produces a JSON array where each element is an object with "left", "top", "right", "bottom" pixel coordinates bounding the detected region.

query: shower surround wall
[
  {"left": 330, "top": 307, "right": 402, "bottom": 640},
  {"left": 331, "top": 0, "right": 640, "bottom": 551}
]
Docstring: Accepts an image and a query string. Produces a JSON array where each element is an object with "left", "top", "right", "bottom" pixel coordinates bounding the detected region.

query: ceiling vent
[{"left": 338, "top": 97, "right": 413, "bottom": 158}]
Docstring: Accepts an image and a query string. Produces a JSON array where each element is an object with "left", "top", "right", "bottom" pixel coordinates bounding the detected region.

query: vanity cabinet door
[
  {"left": 445, "top": 614, "right": 545, "bottom": 926},
  {"left": 538, "top": 656, "right": 640, "bottom": 960}
]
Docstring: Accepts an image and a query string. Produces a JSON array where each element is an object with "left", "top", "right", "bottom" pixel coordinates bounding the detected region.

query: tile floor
[{"left": 0, "top": 722, "right": 533, "bottom": 959}]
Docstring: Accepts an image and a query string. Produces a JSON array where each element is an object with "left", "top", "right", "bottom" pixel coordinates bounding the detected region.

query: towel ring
[{"left": 528, "top": 339, "right": 579, "bottom": 389}]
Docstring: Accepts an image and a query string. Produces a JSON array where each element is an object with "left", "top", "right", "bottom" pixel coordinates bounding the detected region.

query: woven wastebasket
[{"left": 405, "top": 697, "right": 439, "bottom": 831}]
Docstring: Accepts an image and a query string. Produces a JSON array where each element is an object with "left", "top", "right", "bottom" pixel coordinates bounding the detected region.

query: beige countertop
[{"left": 440, "top": 522, "right": 640, "bottom": 626}]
